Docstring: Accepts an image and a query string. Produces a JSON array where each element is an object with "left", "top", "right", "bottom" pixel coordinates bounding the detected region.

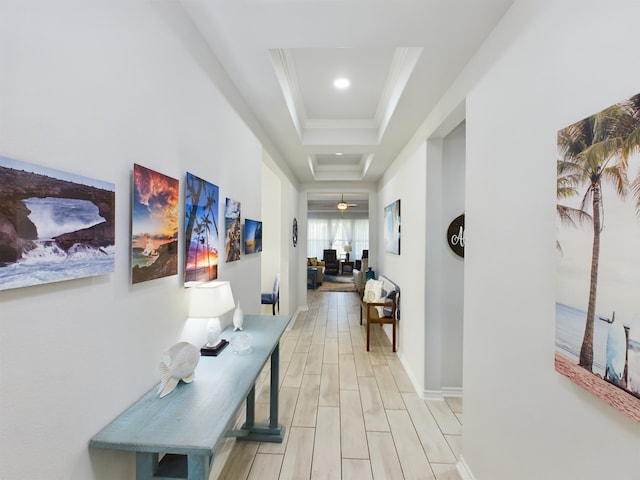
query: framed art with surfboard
[{"left": 555, "top": 92, "right": 640, "bottom": 423}]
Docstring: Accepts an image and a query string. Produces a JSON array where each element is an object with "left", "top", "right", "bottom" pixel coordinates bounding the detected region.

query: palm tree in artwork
[
  {"left": 557, "top": 97, "right": 640, "bottom": 371},
  {"left": 556, "top": 159, "right": 591, "bottom": 254},
  {"left": 622, "top": 94, "right": 640, "bottom": 217}
]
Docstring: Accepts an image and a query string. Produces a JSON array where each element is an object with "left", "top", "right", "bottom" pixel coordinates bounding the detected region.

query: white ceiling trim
[
  {"left": 375, "top": 47, "right": 422, "bottom": 142},
  {"left": 308, "top": 153, "right": 374, "bottom": 181},
  {"left": 270, "top": 47, "right": 422, "bottom": 147}
]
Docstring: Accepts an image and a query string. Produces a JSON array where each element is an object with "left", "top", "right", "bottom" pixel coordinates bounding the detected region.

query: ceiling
[{"left": 181, "top": 0, "right": 513, "bottom": 208}]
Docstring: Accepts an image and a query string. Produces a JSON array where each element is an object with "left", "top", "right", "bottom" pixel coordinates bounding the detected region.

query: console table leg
[
  {"left": 136, "top": 452, "right": 158, "bottom": 480},
  {"left": 186, "top": 454, "right": 210, "bottom": 480},
  {"left": 245, "top": 385, "right": 256, "bottom": 429},
  {"left": 233, "top": 342, "right": 285, "bottom": 443},
  {"left": 270, "top": 343, "right": 279, "bottom": 429}
]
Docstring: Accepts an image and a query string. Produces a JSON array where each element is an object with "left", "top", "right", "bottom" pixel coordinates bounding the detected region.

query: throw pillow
[
  {"left": 363, "top": 278, "right": 383, "bottom": 304},
  {"left": 378, "top": 290, "right": 397, "bottom": 317}
]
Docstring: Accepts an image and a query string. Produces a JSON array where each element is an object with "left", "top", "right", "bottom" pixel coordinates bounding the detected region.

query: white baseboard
[
  {"left": 422, "top": 387, "right": 463, "bottom": 400},
  {"left": 442, "top": 387, "right": 463, "bottom": 398},
  {"left": 423, "top": 390, "right": 444, "bottom": 400},
  {"left": 456, "top": 455, "right": 476, "bottom": 480}
]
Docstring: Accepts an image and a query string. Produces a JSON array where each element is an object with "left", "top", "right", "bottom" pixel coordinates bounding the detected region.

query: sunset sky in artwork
[{"left": 132, "top": 164, "right": 179, "bottom": 248}]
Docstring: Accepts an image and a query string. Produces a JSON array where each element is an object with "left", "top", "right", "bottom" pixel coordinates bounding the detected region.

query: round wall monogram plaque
[{"left": 447, "top": 213, "right": 465, "bottom": 258}]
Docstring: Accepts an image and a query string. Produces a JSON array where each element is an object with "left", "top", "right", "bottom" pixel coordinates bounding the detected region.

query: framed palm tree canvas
[
  {"left": 184, "top": 172, "right": 219, "bottom": 285},
  {"left": 555, "top": 92, "right": 640, "bottom": 423}
]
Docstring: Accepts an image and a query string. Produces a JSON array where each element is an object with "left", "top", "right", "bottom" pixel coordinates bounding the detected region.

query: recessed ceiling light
[
  {"left": 333, "top": 77, "right": 350, "bottom": 90},
  {"left": 336, "top": 152, "right": 343, "bottom": 156}
]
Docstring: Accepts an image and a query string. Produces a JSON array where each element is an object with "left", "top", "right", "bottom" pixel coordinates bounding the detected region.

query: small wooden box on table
[{"left": 90, "top": 314, "right": 291, "bottom": 480}]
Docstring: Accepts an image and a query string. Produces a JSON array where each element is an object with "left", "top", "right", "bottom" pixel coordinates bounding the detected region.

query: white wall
[
  {"left": 441, "top": 122, "right": 465, "bottom": 391},
  {"left": 378, "top": 142, "right": 427, "bottom": 392},
  {"left": 261, "top": 153, "right": 282, "bottom": 314},
  {"left": 462, "top": 1, "right": 640, "bottom": 479},
  {"left": 0, "top": 2, "right": 265, "bottom": 479}
]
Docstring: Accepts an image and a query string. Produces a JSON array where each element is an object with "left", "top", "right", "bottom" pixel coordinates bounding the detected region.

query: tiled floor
[{"left": 210, "top": 289, "right": 463, "bottom": 479}]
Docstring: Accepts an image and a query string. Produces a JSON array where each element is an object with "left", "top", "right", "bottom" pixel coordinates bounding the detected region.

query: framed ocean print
[
  {"left": 555, "top": 92, "right": 640, "bottom": 423},
  {"left": 244, "top": 219, "right": 262, "bottom": 254},
  {"left": 131, "top": 164, "right": 179, "bottom": 284},
  {"left": 225, "top": 197, "right": 241, "bottom": 262},
  {"left": 383, "top": 199, "right": 401, "bottom": 255},
  {"left": 184, "top": 172, "right": 219, "bottom": 285},
  {"left": 0, "top": 156, "right": 115, "bottom": 291}
]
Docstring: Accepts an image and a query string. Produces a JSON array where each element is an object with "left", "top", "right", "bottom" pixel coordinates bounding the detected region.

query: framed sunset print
[{"left": 131, "top": 164, "right": 179, "bottom": 284}]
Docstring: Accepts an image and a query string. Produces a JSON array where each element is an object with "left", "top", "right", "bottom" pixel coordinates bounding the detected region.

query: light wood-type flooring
[{"left": 209, "top": 289, "right": 463, "bottom": 480}]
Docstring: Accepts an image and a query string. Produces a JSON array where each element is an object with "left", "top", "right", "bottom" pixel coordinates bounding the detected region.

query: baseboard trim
[
  {"left": 456, "top": 455, "right": 476, "bottom": 480},
  {"left": 442, "top": 387, "right": 463, "bottom": 398},
  {"left": 423, "top": 390, "right": 444, "bottom": 400},
  {"left": 422, "top": 387, "right": 463, "bottom": 400}
]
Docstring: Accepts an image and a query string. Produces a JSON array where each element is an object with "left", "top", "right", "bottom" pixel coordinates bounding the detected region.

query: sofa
[
  {"left": 307, "top": 257, "right": 325, "bottom": 284},
  {"left": 352, "top": 258, "right": 368, "bottom": 291}
]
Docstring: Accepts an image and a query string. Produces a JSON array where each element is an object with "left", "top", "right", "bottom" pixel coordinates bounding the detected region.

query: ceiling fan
[{"left": 336, "top": 194, "right": 358, "bottom": 211}]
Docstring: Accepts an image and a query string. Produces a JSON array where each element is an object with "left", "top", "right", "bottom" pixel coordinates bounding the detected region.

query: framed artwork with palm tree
[
  {"left": 556, "top": 92, "right": 640, "bottom": 423},
  {"left": 184, "top": 172, "right": 219, "bottom": 285}
]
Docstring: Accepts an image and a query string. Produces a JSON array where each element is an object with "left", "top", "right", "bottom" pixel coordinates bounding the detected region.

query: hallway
[{"left": 210, "top": 289, "right": 463, "bottom": 479}]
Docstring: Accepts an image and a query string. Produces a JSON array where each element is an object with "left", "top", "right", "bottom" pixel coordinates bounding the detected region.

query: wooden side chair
[
  {"left": 361, "top": 290, "right": 398, "bottom": 352},
  {"left": 261, "top": 274, "right": 280, "bottom": 315}
]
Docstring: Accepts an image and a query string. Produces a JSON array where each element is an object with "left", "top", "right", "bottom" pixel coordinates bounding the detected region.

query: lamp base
[{"left": 200, "top": 339, "right": 229, "bottom": 356}]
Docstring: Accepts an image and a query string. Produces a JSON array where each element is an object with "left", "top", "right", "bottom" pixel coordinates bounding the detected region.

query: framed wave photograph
[
  {"left": 244, "top": 219, "right": 262, "bottom": 254},
  {"left": 384, "top": 199, "right": 401, "bottom": 255},
  {"left": 0, "top": 156, "right": 115, "bottom": 291},
  {"left": 131, "top": 164, "right": 179, "bottom": 284},
  {"left": 184, "top": 172, "right": 219, "bottom": 285}
]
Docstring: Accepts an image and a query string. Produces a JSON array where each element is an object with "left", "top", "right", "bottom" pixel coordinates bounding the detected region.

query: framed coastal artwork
[
  {"left": 225, "top": 197, "right": 241, "bottom": 262},
  {"left": 0, "top": 156, "right": 115, "bottom": 291},
  {"left": 131, "top": 164, "right": 179, "bottom": 284},
  {"left": 184, "top": 172, "right": 219, "bottom": 285},
  {"left": 383, "top": 199, "right": 401, "bottom": 255},
  {"left": 555, "top": 92, "right": 640, "bottom": 423},
  {"left": 244, "top": 219, "right": 262, "bottom": 254}
]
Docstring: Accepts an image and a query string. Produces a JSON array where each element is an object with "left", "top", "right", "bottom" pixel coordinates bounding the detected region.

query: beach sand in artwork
[{"left": 555, "top": 352, "right": 640, "bottom": 423}]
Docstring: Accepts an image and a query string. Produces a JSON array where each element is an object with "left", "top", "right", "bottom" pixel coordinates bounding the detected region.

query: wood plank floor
[{"left": 210, "top": 289, "right": 463, "bottom": 480}]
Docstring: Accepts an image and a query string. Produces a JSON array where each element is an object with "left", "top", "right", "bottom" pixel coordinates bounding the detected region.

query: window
[{"left": 307, "top": 218, "right": 368, "bottom": 260}]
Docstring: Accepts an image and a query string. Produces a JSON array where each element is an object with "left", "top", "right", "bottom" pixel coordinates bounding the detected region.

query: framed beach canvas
[
  {"left": 225, "top": 197, "right": 241, "bottom": 262},
  {"left": 556, "top": 92, "right": 640, "bottom": 423},
  {"left": 184, "top": 172, "right": 219, "bottom": 285},
  {"left": 131, "top": 164, "right": 179, "bottom": 284},
  {"left": 0, "top": 156, "right": 115, "bottom": 291},
  {"left": 244, "top": 219, "right": 262, "bottom": 254},
  {"left": 383, "top": 199, "right": 401, "bottom": 255}
]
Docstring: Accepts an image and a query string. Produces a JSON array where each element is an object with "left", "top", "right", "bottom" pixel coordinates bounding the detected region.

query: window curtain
[
  {"left": 307, "top": 218, "right": 368, "bottom": 260},
  {"left": 351, "top": 219, "right": 369, "bottom": 259},
  {"left": 307, "top": 219, "right": 329, "bottom": 260}
]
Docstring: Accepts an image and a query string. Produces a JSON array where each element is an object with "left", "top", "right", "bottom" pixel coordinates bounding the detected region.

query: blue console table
[{"left": 90, "top": 314, "right": 291, "bottom": 480}]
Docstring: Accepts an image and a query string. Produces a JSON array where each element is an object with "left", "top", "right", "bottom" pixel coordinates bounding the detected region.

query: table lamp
[
  {"left": 189, "top": 281, "right": 236, "bottom": 356},
  {"left": 344, "top": 244, "right": 352, "bottom": 261}
]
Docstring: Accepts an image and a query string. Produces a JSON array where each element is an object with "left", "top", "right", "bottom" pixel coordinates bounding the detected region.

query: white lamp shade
[
  {"left": 344, "top": 245, "right": 352, "bottom": 253},
  {"left": 189, "top": 281, "right": 235, "bottom": 319}
]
